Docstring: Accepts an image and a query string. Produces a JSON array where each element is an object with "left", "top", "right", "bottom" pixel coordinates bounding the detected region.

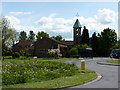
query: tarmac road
[{"left": 58, "top": 58, "right": 119, "bottom": 89}]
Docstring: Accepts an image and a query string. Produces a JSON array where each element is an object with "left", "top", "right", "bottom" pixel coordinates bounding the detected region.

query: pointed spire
[{"left": 73, "top": 19, "right": 82, "bottom": 28}]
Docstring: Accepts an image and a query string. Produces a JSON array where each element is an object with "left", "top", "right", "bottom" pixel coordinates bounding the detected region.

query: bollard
[{"left": 81, "top": 60, "right": 85, "bottom": 72}]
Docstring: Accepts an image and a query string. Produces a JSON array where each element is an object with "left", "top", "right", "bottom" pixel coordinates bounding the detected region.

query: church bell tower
[{"left": 73, "top": 19, "right": 82, "bottom": 45}]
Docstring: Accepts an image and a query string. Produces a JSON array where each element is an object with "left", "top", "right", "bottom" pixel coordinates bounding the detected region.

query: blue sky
[{"left": 2, "top": 2, "right": 118, "bottom": 40}]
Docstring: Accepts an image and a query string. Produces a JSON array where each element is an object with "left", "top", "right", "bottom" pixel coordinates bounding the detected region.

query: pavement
[{"left": 58, "top": 58, "right": 119, "bottom": 89}]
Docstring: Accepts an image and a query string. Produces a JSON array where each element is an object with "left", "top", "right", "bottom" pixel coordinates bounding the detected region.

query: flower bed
[{"left": 2, "top": 61, "right": 79, "bottom": 85}]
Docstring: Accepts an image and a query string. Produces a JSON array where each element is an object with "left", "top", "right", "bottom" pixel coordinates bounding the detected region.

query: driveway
[{"left": 58, "top": 58, "right": 119, "bottom": 88}]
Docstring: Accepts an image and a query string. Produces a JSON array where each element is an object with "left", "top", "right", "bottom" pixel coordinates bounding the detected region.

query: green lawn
[
  {"left": 3, "top": 69, "right": 97, "bottom": 88},
  {"left": 107, "top": 60, "right": 120, "bottom": 64},
  {"left": 4, "top": 56, "right": 80, "bottom": 61}
]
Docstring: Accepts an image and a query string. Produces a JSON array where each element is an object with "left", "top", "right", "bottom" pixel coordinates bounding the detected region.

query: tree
[
  {"left": 98, "top": 28, "right": 117, "bottom": 56},
  {"left": 113, "top": 40, "right": 120, "bottom": 49},
  {"left": 81, "top": 26, "right": 89, "bottom": 45},
  {"left": 91, "top": 32, "right": 99, "bottom": 56},
  {"left": 28, "top": 30, "right": 35, "bottom": 42},
  {"left": 51, "top": 35, "right": 65, "bottom": 41},
  {"left": 19, "top": 31, "right": 27, "bottom": 41},
  {"left": 1, "top": 18, "right": 19, "bottom": 59},
  {"left": 36, "top": 31, "right": 49, "bottom": 40}
]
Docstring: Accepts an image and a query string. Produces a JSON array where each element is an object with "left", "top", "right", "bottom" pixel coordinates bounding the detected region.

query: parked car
[{"left": 110, "top": 49, "right": 120, "bottom": 58}]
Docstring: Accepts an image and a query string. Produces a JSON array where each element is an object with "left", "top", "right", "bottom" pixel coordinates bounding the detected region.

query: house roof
[
  {"left": 61, "top": 41, "right": 74, "bottom": 46},
  {"left": 73, "top": 19, "right": 82, "bottom": 28},
  {"left": 35, "top": 37, "right": 73, "bottom": 46},
  {"left": 14, "top": 40, "right": 32, "bottom": 46},
  {"left": 43, "top": 37, "right": 74, "bottom": 46}
]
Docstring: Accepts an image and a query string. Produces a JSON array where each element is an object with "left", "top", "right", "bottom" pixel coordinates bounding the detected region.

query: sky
[{"left": 2, "top": 2, "right": 119, "bottom": 40}]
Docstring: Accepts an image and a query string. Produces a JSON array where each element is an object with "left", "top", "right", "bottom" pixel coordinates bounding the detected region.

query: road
[{"left": 58, "top": 58, "right": 119, "bottom": 88}]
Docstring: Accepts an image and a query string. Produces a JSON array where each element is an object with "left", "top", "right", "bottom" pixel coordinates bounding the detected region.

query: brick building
[{"left": 12, "top": 40, "right": 34, "bottom": 55}]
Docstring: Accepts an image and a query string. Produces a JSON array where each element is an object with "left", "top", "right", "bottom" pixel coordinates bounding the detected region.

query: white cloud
[
  {"left": 13, "top": 25, "right": 40, "bottom": 34},
  {"left": 35, "top": 9, "right": 117, "bottom": 36},
  {"left": 65, "top": 38, "right": 73, "bottom": 41},
  {"left": 95, "top": 8, "right": 117, "bottom": 24},
  {"left": 9, "top": 12, "right": 32, "bottom": 15},
  {"left": 35, "top": 13, "right": 74, "bottom": 33},
  {"left": 5, "top": 8, "right": 118, "bottom": 39},
  {"left": 4, "top": 16, "right": 40, "bottom": 34},
  {"left": 5, "top": 16, "right": 20, "bottom": 25}
]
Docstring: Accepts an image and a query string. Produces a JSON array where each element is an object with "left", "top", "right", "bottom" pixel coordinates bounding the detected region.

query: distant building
[
  {"left": 12, "top": 40, "right": 34, "bottom": 54},
  {"left": 13, "top": 19, "right": 89, "bottom": 57},
  {"left": 34, "top": 37, "right": 68, "bottom": 57}
]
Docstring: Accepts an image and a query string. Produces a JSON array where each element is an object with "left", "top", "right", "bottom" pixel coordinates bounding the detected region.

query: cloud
[
  {"left": 5, "top": 8, "right": 118, "bottom": 39},
  {"left": 4, "top": 16, "right": 40, "bottom": 34},
  {"left": 13, "top": 25, "right": 40, "bottom": 34},
  {"left": 5, "top": 16, "right": 20, "bottom": 25},
  {"left": 9, "top": 12, "right": 32, "bottom": 15},
  {"left": 95, "top": 8, "right": 117, "bottom": 24},
  {"left": 35, "top": 9, "right": 117, "bottom": 36},
  {"left": 35, "top": 13, "right": 74, "bottom": 33}
]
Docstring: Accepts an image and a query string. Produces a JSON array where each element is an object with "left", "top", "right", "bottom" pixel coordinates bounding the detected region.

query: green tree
[
  {"left": 51, "top": 35, "right": 65, "bottom": 41},
  {"left": 36, "top": 31, "right": 49, "bottom": 40},
  {"left": 81, "top": 26, "right": 89, "bottom": 45},
  {"left": 91, "top": 32, "right": 99, "bottom": 56},
  {"left": 113, "top": 40, "right": 120, "bottom": 49},
  {"left": 19, "top": 31, "right": 27, "bottom": 41},
  {"left": 28, "top": 30, "right": 35, "bottom": 42},
  {"left": 98, "top": 28, "right": 117, "bottom": 56},
  {"left": 1, "top": 18, "right": 18, "bottom": 60}
]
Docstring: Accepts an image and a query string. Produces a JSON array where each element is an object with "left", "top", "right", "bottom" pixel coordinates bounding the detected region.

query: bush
[
  {"left": 48, "top": 49, "right": 62, "bottom": 58},
  {"left": 12, "top": 52, "right": 20, "bottom": 58},
  {"left": 20, "top": 49, "right": 31, "bottom": 58},
  {"left": 69, "top": 47, "right": 78, "bottom": 56},
  {"left": 68, "top": 44, "right": 91, "bottom": 57}
]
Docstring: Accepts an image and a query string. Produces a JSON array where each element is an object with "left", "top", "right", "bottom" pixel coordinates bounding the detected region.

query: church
[{"left": 13, "top": 18, "right": 89, "bottom": 57}]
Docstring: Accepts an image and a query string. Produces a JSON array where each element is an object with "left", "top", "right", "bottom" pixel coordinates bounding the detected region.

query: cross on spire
[{"left": 76, "top": 13, "right": 79, "bottom": 18}]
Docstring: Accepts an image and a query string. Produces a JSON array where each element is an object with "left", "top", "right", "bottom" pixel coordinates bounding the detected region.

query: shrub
[
  {"left": 67, "top": 44, "right": 91, "bottom": 57},
  {"left": 69, "top": 47, "right": 78, "bottom": 56},
  {"left": 48, "top": 49, "right": 62, "bottom": 58},
  {"left": 12, "top": 52, "right": 20, "bottom": 58},
  {"left": 20, "top": 49, "right": 31, "bottom": 58}
]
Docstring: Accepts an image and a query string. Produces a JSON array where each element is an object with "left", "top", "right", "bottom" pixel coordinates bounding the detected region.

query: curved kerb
[{"left": 48, "top": 72, "right": 102, "bottom": 89}]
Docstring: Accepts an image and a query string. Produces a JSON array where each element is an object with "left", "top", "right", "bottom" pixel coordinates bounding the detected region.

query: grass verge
[
  {"left": 3, "top": 69, "right": 97, "bottom": 88},
  {"left": 4, "top": 56, "right": 79, "bottom": 61},
  {"left": 107, "top": 60, "right": 120, "bottom": 64}
]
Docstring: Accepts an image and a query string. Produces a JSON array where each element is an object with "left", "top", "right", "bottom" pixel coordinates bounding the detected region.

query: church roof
[{"left": 73, "top": 19, "right": 82, "bottom": 28}]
